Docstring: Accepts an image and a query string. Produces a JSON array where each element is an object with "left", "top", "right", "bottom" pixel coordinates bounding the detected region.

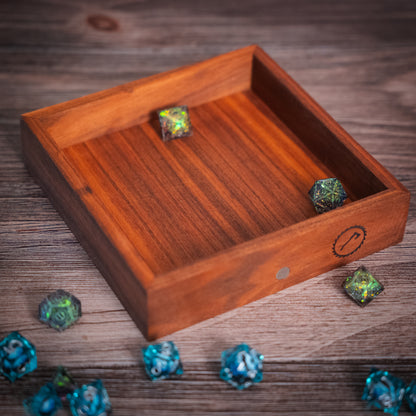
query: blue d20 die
[
  {"left": 23, "top": 383, "right": 62, "bottom": 416},
  {"left": 362, "top": 369, "right": 406, "bottom": 416},
  {"left": 68, "top": 379, "right": 112, "bottom": 416},
  {"left": 0, "top": 331, "right": 37, "bottom": 382},
  {"left": 220, "top": 343, "right": 264, "bottom": 390},
  {"left": 405, "top": 380, "right": 416, "bottom": 414},
  {"left": 142, "top": 341, "right": 183, "bottom": 381}
]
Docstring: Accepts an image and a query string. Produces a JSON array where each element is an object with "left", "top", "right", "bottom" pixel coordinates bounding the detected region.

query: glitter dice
[
  {"left": 68, "top": 379, "right": 112, "bottom": 416},
  {"left": 362, "top": 369, "right": 406, "bottom": 416},
  {"left": 0, "top": 331, "right": 37, "bottom": 382},
  {"left": 220, "top": 343, "right": 264, "bottom": 390},
  {"left": 142, "top": 341, "right": 183, "bottom": 381},
  {"left": 39, "top": 289, "right": 82, "bottom": 331},
  {"left": 405, "top": 380, "right": 416, "bottom": 414},
  {"left": 157, "top": 105, "right": 192, "bottom": 142},
  {"left": 23, "top": 383, "right": 62, "bottom": 416},
  {"left": 343, "top": 266, "right": 384, "bottom": 306},
  {"left": 52, "top": 366, "right": 77, "bottom": 401},
  {"left": 309, "top": 178, "right": 347, "bottom": 214}
]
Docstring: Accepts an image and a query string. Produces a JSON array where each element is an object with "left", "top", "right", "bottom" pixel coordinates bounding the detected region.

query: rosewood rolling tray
[{"left": 21, "top": 45, "right": 410, "bottom": 340}]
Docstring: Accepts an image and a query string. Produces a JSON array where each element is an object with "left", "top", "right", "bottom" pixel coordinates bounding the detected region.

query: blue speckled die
[
  {"left": 0, "top": 331, "right": 37, "bottom": 382},
  {"left": 362, "top": 369, "right": 406, "bottom": 416},
  {"left": 220, "top": 343, "right": 264, "bottom": 390},
  {"left": 142, "top": 341, "right": 183, "bottom": 381},
  {"left": 68, "top": 379, "right": 112, "bottom": 416},
  {"left": 405, "top": 380, "right": 416, "bottom": 414},
  {"left": 23, "top": 383, "right": 62, "bottom": 416}
]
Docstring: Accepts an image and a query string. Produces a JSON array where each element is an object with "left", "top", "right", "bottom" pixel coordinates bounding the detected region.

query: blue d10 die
[
  {"left": 23, "top": 383, "right": 62, "bottom": 416},
  {"left": 362, "top": 369, "right": 406, "bottom": 416},
  {"left": 68, "top": 379, "right": 112, "bottom": 416},
  {"left": 142, "top": 341, "right": 183, "bottom": 381},
  {"left": 0, "top": 331, "right": 37, "bottom": 382},
  {"left": 39, "top": 289, "right": 82, "bottom": 331},
  {"left": 405, "top": 380, "right": 416, "bottom": 414},
  {"left": 220, "top": 343, "right": 264, "bottom": 390}
]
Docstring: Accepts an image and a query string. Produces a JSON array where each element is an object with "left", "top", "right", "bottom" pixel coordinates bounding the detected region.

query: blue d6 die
[
  {"left": 23, "top": 383, "right": 62, "bottom": 416},
  {"left": 0, "top": 331, "right": 37, "bottom": 382},
  {"left": 362, "top": 369, "right": 406, "bottom": 416},
  {"left": 142, "top": 341, "right": 183, "bottom": 381},
  {"left": 220, "top": 343, "right": 264, "bottom": 390},
  {"left": 68, "top": 379, "right": 112, "bottom": 416},
  {"left": 405, "top": 380, "right": 416, "bottom": 414}
]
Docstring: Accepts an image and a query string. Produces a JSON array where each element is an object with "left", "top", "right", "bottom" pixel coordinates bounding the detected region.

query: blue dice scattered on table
[
  {"left": 362, "top": 369, "right": 406, "bottom": 416},
  {"left": 68, "top": 379, "right": 112, "bottom": 416},
  {"left": 23, "top": 383, "right": 62, "bottom": 416},
  {"left": 1, "top": 281, "right": 413, "bottom": 415},
  {"left": 142, "top": 341, "right": 183, "bottom": 381},
  {"left": 220, "top": 343, "right": 264, "bottom": 390},
  {"left": 0, "top": 331, "right": 37, "bottom": 382}
]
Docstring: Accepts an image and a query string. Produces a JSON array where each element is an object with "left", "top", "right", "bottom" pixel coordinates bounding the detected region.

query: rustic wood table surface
[{"left": 1, "top": 0, "right": 415, "bottom": 414}]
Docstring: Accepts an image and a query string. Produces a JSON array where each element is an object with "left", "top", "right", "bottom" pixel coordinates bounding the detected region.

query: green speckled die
[
  {"left": 157, "top": 105, "right": 192, "bottom": 142},
  {"left": 309, "top": 178, "right": 347, "bottom": 214},
  {"left": 52, "top": 366, "right": 77, "bottom": 401},
  {"left": 343, "top": 266, "right": 384, "bottom": 306},
  {"left": 39, "top": 290, "right": 81, "bottom": 331}
]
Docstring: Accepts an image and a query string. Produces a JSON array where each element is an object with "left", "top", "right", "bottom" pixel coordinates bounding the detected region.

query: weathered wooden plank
[{"left": 1, "top": 363, "right": 416, "bottom": 415}]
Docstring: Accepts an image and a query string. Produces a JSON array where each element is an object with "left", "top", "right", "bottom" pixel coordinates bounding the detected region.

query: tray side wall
[
  {"left": 251, "top": 47, "right": 406, "bottom": 197},
  {"left": 148, "top": 190, "right": 409, "bottom": 339},
  {"left": 21, "top": 118, "right": 151, "bottom": 338},
  {"left": 31, "top": 46, "right": 254, "bottom": 149}
]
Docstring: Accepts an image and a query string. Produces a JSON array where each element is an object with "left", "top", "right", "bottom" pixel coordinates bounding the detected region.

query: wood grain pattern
[
  {"left": 62, "top": 91, "right": 330, "bottom": 273},
  {"left": 1, "top": 0, "right": 416, "bottom": 414}
]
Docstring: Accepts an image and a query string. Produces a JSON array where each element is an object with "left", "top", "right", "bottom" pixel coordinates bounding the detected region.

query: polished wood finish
[
  {"left": 21, "top": 46, "right": 409, "bottom": 340},
  {"left": 2, "top": 0, "right": 415, "bottom": 413}
]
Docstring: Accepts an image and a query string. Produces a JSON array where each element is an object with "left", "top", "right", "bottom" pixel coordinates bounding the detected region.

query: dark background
[{"left": 1, "top": 0, "right": 415, "bottom": 414}]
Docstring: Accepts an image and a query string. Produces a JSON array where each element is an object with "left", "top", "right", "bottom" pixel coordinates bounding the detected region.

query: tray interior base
[{"left": 63, "top": 90, "right": 352, "bottom": 275}]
